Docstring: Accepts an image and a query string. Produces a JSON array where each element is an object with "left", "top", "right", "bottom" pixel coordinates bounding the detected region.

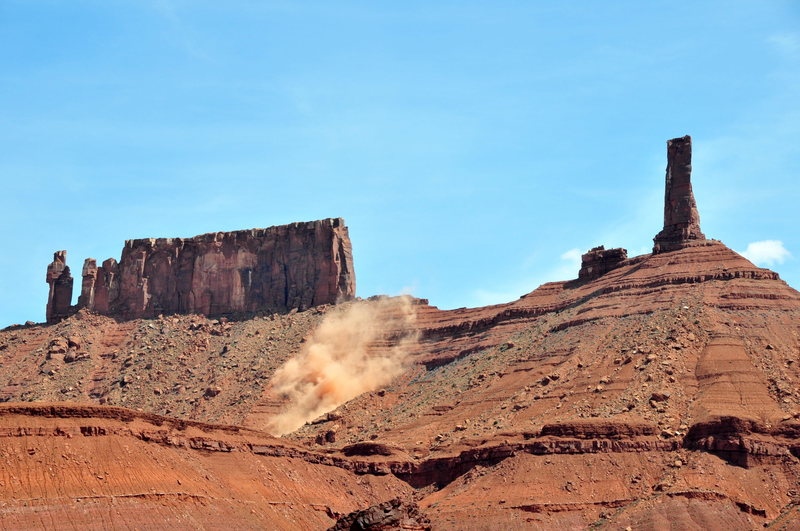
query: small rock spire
[
  {"left": 78, "top": 258, "right": 98, "bottom": 310},
  {"left": 653, "top": 135, "right": 705, "bottom": 253},
  {"left": 46, "top": 250, "right": 73, "bottom": 323}
]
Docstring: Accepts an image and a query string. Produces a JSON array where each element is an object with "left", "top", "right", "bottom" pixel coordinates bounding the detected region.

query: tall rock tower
[
  {"left": 45, "top": 250, "right": 73, "bottom": 323},
  {"left": 653, "top": 135, "right": 706, "bottom": 253}
]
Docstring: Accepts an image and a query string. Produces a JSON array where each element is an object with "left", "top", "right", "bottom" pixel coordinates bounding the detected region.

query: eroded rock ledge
[{"left": 4, "top": 404, "right": 797, "bottom": 486}]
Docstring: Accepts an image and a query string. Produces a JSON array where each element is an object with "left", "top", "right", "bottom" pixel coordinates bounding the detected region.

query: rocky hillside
[
  {"left": 2, "top": 136, "right": 800, "bottom": 529},
  {"left": 0, "top": 307, "right": 326, "bottom": 425}
]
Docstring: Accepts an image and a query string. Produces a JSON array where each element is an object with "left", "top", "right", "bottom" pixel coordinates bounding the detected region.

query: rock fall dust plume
[{"left": 268, "top": 296, "right": 417, "bottom": 435}]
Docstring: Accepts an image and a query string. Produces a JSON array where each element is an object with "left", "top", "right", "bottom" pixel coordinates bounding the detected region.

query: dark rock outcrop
[
  {"left": 45, "top": 251, "right": 73, "bottom": 324},
  {"left": 77, "top": 258, "right": 97, "bottom": 310},
  {"left": 578, "top": 246, "right": 628, "bottom": 281},
  {"left": 653, "top": 135, "right": 706, "bottom": 253},
  {"left": 48, "top": 218, "right": 355, "bottom": 320},
  {"left": 328, "top": 498, "right": 431, "bottom": 531}
]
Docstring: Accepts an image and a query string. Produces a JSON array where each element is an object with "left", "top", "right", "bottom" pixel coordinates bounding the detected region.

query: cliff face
[
  {"left": 49, "top": 218, "right": 354, "bottom": 321},
  {"left": 110, "top": 218, "right": 354, "bottom": 318}
]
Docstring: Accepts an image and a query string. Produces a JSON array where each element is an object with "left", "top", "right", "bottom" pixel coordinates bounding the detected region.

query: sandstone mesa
[{"left": 45, "top": 218, "right": 355, "bottom": 323}]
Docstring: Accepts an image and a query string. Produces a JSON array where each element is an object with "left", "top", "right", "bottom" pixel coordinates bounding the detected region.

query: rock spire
[
  {"left": 77, "top": 258, "right": 98, "bottom": 310},
  {"left": 45, "top": 251, "right": 73, "bottom": 323},
  {"left": 653, "top": 135, "right": 706, "bottom": 253}
]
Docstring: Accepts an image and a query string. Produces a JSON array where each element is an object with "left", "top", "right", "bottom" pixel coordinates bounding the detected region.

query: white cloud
[
  {"left": 739, "top": 240, "right": 791, "bottom": 267},
  {"left": 768, "top": 32, "right": 800, "bottom": 56},
  {"left": 560, "top": 248, "right": 582, "bottom": 265}
]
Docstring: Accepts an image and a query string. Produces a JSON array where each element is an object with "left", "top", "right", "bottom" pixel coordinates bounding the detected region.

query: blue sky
[{"left": 1, "top": 1, "right": 798, "bottom": 326}]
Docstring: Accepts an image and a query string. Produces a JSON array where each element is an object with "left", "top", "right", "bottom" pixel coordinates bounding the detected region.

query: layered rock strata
[
  {"left": 653, "top": 135, "right": 706, "bottom": 253},
  {"left": 2, "top": 403, "right": 799, "bottom": 529},
  {"left": 45, "top": 251, "right": 73, "bottom": 324},
  {"left": 51, "top": 218, "right": 355, "bottom": 321},
  {"left": 0, "top": 403, "right": 413, "bottom": 530}
]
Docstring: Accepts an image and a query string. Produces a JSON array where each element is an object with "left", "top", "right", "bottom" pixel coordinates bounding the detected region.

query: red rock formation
[
  {"left": 91, "top": 258, "right": 120, "bottom": 314},
  {"left": 15, "top": 137, "right": 800, "bottom": 529},
  {"left": 45, "top": 251, "right": 73, "bottom": 323},
  {"left": 653, "top": 135, "right": 706, "bottom": 253},
  {"left": 0, "top": 403, "right": 413, "bottom": 530},
  {"left": 578, "top": 246, "right": 628, "bottom": 281},
  {"left": 47, "top": 218, "right": 355, "bottom": 320},
  {"left": 77, "top": 258, "right": 97, "bottom": 309}
]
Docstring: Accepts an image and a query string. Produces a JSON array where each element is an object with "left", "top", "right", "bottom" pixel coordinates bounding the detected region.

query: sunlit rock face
[
  {"left": 45, "top": 250, "right": 73, "bottom": 324},
  {"left": 653, "top": 135, "right": 706, "bottom": 253},
  {"left": 53, "top": 218, "right": 355, "bottom": 320}
]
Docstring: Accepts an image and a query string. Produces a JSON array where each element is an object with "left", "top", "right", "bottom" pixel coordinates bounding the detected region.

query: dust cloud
[{"left": 267, "top": 296, "right": 418, "bottom": 436}]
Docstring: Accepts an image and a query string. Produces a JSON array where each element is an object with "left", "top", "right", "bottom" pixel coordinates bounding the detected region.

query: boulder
[{"left": 328, "top": 498, "right": 431, "bottom": 531}]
